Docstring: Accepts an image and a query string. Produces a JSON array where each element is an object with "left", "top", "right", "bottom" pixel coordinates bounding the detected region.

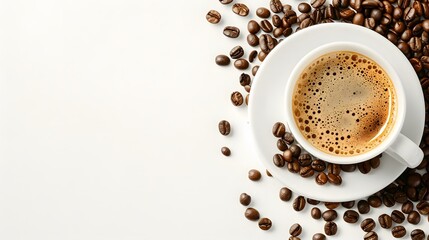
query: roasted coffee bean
[
  {"left": 272, "top": 122, "right": 286, "bottom": 138},
  {"left": 277, "top": 139, "right": 288, "bottom": 151},
  {"left": 232, "top": 3, "right": 249, "bottom": 16},
  {"left": 362, "top": 0, "right": 382, "bottom": 8},
  {"left": 416, "top": 201, "right": 429, "bottom": 215},
  {"left": 218, "top": 120, "right": 231, "bottom": 135},
  {"left": 244, "top": 85, "right": 251, "bottom": 93},
  {"left": 313, "top": 233, "right": 326, "bottom": 240},
  {"left": 283, "top": 4, "right": 292, "bottom": 12},
  {"left": 240, "top": 193, "right": 251, "bottom": 206},
  {"left": 259, "top": 34, "right": 276, "bottom": 53},
  {"left": 383, "top": 194, "right": 395, "bottom": 207},
  {"left": 247, "top": 34, "right": 259, "bottom": 47},
  {"left": 273, "top": 27, "right": 283, "bottom": 38},
  {"left": 273, "top": 154, "right": 286, "bottom": 167},
  {"left": 325, "top": 5, "right": 335, "bottom": 19},
  {"left": 322, "top": 210, "right": 338, "bottom": 221},
  {"left": 223, "top": 26, "right": 240, "bottom": 38},
  {"left": 380, "top": 13, "right": 392, "bottom": 25},
  {"left": 215, "top": 55, "right": 230, "bottom": 66},
  {"left": 417, "top": 187, "right": 427, "bottom": 201},
  {"left": 248, "top": 20, "right": 260, "bottom": 34},
  {"left": 256, "top": 7, "right": 271, "bottom": 18},
  {"left": 375, "top": 25, "right": 387, "bottom": 35},
  {"left": 245, "top": 207, "right": 260, "bottom": 220},
  {"left": 270, "top": 0, "right": 283, "bottom": 13},
  {"left": 311, "top": 0, "right": 326, "bottom": 8},
  {"left": 408, "top": 210, "right": 421, "bottom": 224},
  {"left": 248, "top": 169, "right": 261, "bottom": 181},
  {"left": 398, "top": 42, "right": 411, "bottom": 57},
  {"left": 368, "top": 195, "right": 382, "bottom": 208},
  {"left": 245, "top": 94, "right": 249, "bottom": 105},
  {"left": 394, "top": 21, "right": 406, "bottom": 34},
  {"left": 221, "top": 147, "right": 231, "bottom": 156},
  {"left": 266, "top": 169, "right": 272, "bottom": 177},
  {"left": 404, "top": 7, "right": 416, "bottom": 21},
  {"left": 413, "top": 23, "right": 423, "bottom": 36},
  {"left": 324, "top": 221, "right": 337, "bottom": 236},
  {"left": 311, "top": 9, "right": 323, "bottom": 23},
  {"left": 293, "top": 196, "right": 306, "bottom": 211},
  {"left": 252, "top": 65, "right": 259, "bottom": 76},
  {"left": 350, "top": 0, "right": 362, "bottom": 11},
  {"left": 219, "top": 0, "right": 233, "bottom": 4},
  {"left": 311, "top": 207, "right": 322, "bottom": 219},
  {"left": 327, "top": 173, "right": 342, "bottom": 185},
  {"left": 231, "top": 91, "right": 244, "bottom": 106},
  {"left": 391, "top": 210, "right": 405, "bottom": 223},
  {"left": 325, "top": 202, "right": 340, "bottom": 209},
  {"left": 234, "top": 59, "right": 249, "bottom": 70},
  {"left": 327, "top": 164, "right": 341, "bottom": 175},
  {"left": 358, "top": 161, "right": 371, "bottom": 174},
  {"left": 408, "top": 172, "right": 422, "bottom": 187},
  {"left": 399, "top": 0, "right": 411, "bottom": 9},
  {"left": 393, "top": 7, "right": 403, "bottom": 20},
  {"left": 311, "top": 159, "right": 326, "bottom": 172},
  {"left": 364, "top": 231, "right": 378, "bottom": 240},
  {"left": 409, "top": 37, "right": 422, "bottom": 52},
  {"left": 340, "top": 164, "right": 356, "bottom": 172},
  {"left": 361, "top": 218, "right": 376, "bottom": 232},
  {"left": 364, "top": 17, "right": 376, "bottom": 29},
  {"left": 316, "top": 172, "right": 328, "bottom": 185},
  {"left": 394, "top": 191, "right": 407, "bottom": 203},
  {"left": 230, "top": 46, "right": 244, "bottom": 59},
  {"left": 414, "top": 0, "right": 423, "bottom": 16},
  {"left": 283, "top": 149, "right": 293, "bottom": 162},
  {"left": 283, "top": 132, "right": 294, "bottom": 144},
  {"left": 407, "top": 186, "right": 418, "bottom": 201},
  {"left": 411, "top": 229, "right": 425, "bottom": 240},
  {"left": 411, "top": 58, "right": 423, "bottom": 72},
  {"left": 423, "top": 2, "right": 429, "bottom": 18},
  {"left": 384, "top": 1, "right": 393, "bottom": 14},
  {"left": 423, "top": 20, "right": 429, "bottom": 33},
  {"left": 340, "top": 9, "right": 355, "bottom": 20},
  {"left": 289, "top": 145, "right": 301, "bottom": 157},
  {"left": 307, "top": 198, "right": 320, "bottom": 205},
  {"left": 288, "top": 160, "right": 300, "bottom": 173},
  {"left": 392, "top": 226, "right": 406, "bottom": 238},
  {"left": 300, "top": 166, "right": 314, "bottom": 177},
  {"left": 260, "top": 20, "right": 273, "bottom": 33},
  {"left": 258, "top": 218, "right": 272, "bottom": 230},
  {"left": 239, "top": 73, "right": 251, "bottom": 86},
  {"left": 353, "top": 13, "right": 365, "bottom": 25},
  {"left": 289, "top": 237, "right": 300, "bottom": 240},
  {"left": 206, "top": 10, "right": 221, "bottom": 24},
  {"left": 342, "top": 201, "right": 355, "bottom": 209},
  {"left": 280, "top": 187, "right": 292, "bottom": 201},
  {"left": 358, "top": 200, "right": 370, "bottom": 214},
  {"left": 378, "top": 214, "right": 392, "bottom": 229},
  {"left": 289, "top": 223, "right": 302, "bottom": 236},
  {"left": 272, "top": 15, "right": 282, "bottom": 27},
  {"left": 298, "top": 3, "right": 311, "bottom": 13},
  {"left": 298, "top": 154, "right": 312, "bottom": 166},
  {"left": 387, "top": 31, "right": 398, "bottom": 44},
  {"left": 343, "top": 210, "right": 359, "bottom": 223},
  {"left": 370, "top": 9, "right": 382, "bottom": 21},
  {"left": 421, "top": 56, "right": 429, "bottom": 70},
  {"left": 401, "top": 29, "right": 413, "bottom": 41}
]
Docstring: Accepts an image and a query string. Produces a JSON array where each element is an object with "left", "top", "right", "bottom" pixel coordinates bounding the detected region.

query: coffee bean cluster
[
  {"left": 210, "top": 0, "right": 429, "bottom": 238},
  {"left": 272, "top": 121, "right": 381, "bottom": 185}
]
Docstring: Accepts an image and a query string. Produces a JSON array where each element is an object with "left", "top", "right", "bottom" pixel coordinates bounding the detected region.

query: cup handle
[{"left": 385, "top": 133, "right": 423, "bottom": 168}]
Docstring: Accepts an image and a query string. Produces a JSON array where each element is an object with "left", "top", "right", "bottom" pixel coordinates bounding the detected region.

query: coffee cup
[{"left": 284, "top": 42, "right": 423, "bottom": 168}]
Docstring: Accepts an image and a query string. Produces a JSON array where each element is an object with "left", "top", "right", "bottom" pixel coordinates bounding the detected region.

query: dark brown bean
[
  {"left": 270, "top": 0, "right": 283, "bottom": 13},
  {"left": 327, "top": 163, "right": 341, "bottom": 175},
  {"left": 368, "top": 195, "right": 382, "bottom": 208},
  {"left": 221, "top": 147, "right": 231, "bottom": 156},
  {"left": 343, "top": 210, "right": 359, "bottom": 223},
  {"left": 231, "top": 91, "right": 244, "bottom": 106},
  {"left": 248, "top": 169, "right": 261, "bottom": 181},
  {"left": 327, "top": 173, "right": 342, "bottom": 185},
  {"left": 416, "top": 201, "right": 429, "bottom": 215},
  {"left": 325, "top": 202, "right": 340, "bottom": 210},
  {"left": 394, "top": 191, "right": 407, "bottom": 203},
  {"left": 289, "top": 145, "right": 301, "bottom": 157},
  {"left": 298, "top": 3, "right": 311, "bottom": 13},
  {"left": 313, "top": 233, "right": 326, "bottom": 240},
  {"left": 245, "top": 207, "right": 260, "bottom": 221},
  {"left": 358, "top": 200, "right": 370, "bottom": 214},
  {"left": 392, "top": 226, "right": 406, "bottom": 238},
  {"left": 283, "top": 132, "right": 294, "bottom": 144},
  {"left": 272, "top": 122, "right": 286, "bottom": 138},
  {"left": 311, "top": 207, "right": 322, "bottom": 219},
  {"left": 311, "top": 0, "right": 326, "bottom": 8},
  {"left": 316, "top": 172, "right": 328, "bottom": 185},
  {"left": 324, "top": 221, "right": 337, "bottom": 236},
  {"left": 272, "top": 15, "right": 282, "bottom": 27},
  {"left": 411, "top": 229, "right": 425, "bottom": 240},
  {"left": 223, "top": 26, "right": 240, "bottom": 38},
  {"left": 280, "top": 187, "right": 292, "bottom": 201},
  {"left": 391, "top": 210, "right": 405, "bottom": 223},
  {"left": 277, "top": 139, "right": 288, "bottom": 151},
  {"left": 340, "top": 9, "right": 355, "bottom": 20},
  {"left": 311, "top": 159, "right": 326, "bottom": 172},
  {"left": 340, "top": 164, "right": 356, "bottom": 172},
  {"left": 408, "top": 210, "right": 421, "bottom": 224},
  {"left": 393, "top": 7, "right": 403, "bottom": 20},
  {"left": 300, "top": 166, "right": 314, "bottom": 177},
  {"left": 219, "top": 0, "right": 233, "bottom": 4},
  {"left": 258, "top": 218, "right": 272, "bottom": 230},
  {"left": 364, "top": 18, "right": 376, "bottom": 30},
  {"left": 307, "top": 198, "right": 320, "bottom": 205},
  {"left": 247, "top": 34, "right": 259, "bottom": 47},
  {"left": 248, "top": 20, "right": 260, "bottom": 34},
  {"left": 350, "top": 0, "right": 362, "bottom": 12},
  {"left": 364, "top": 231, "right": 378, "bottom": 240},
  {"left": 230, "top": 46, "right": 244, "bottom": 59},
  {"left": 240, "top": 193, "right": 251, "bottom": 206},
  {"left": 353, "top": 13, "right": 365, "bottom": 25},
  {"left": 256, "top": 7, "right": 271, "bottom": 18},
  {"left": 404, "top": 7, "right": 416, "bottom": 22},
  {"left": 383, "top": 194, "right": 395, "bottom": 207},
  {"left": 289, "top": 223, "right": 302, "bottom": 237},
  {"left": 273, "top": 27, "right": 284, "bottom": 38},
  {"left": 421, "top": 56, "right": 429, "bottom": 70},
  {"left": 260, "top": 20, "right": 273, "bottom": 33},
  {"left": 342, "top": 201, "right": 355, "bottom": 209},
  {"left": 322, "top": 209, "right": 337, "bottom": 221},
  {"left": 206, "top": 10, "right": 221, "bottom": 24},
  {"left": 218, "top": 120, "right": 230, "bottom": 135},
  {"left": 361, "top": 218, "right": 376, "bottom": 232},
  {"left": 239, "top": 73, "right": 251, "bottom": 86},
  {"left": 234, "top": 59, "right": 249, "bottom": 70},
  {"left": 293, "top": 196, "right": 306, "bottom": 211},
  {"left": 362, "top": 0, "right": 382, "bottom": 8},
  {"left": 215, "top": 55, "right": 230, "bottom": 66},
  {"left": 378, "top": 214, "right": 392, "bottom": 229},
  {"left": 259, "top": 34, "right": 276, "bottom": 53},
  {"left": 232, "top": 3, "right": 249, "bottom": 16}
]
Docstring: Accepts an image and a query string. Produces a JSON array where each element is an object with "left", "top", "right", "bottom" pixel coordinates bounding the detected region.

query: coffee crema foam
[{"left": 292, "top": 51, "right": 397, "bottom": 156}]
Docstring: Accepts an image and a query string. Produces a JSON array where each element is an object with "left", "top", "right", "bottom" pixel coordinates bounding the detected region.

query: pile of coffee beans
[{"left": 211, "top": 0, "right": 429, "bottom": 238}]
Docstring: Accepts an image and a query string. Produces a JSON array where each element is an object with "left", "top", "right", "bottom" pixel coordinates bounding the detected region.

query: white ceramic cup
[{"left": 284, "top": 42, "right": 423, "bottom": 168}]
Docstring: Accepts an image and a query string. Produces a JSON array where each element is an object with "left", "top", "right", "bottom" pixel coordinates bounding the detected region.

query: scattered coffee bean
[
  {"left": 218, "top": 120, "right": 231, "bottom": 135},
  {"left": 283, "top": 132, "right": 294, "bottom": 144},
  {"left": 270, "top": 0, "right": 283, "bottom": 13},
  {"left": 283, "top": 149, "right": 293, "bottom": 162},
  {"left": 316, "top": 172, "right": 328, "bottom": 185},
  {"left": 273, "top": 154, "right": 285, "bottom": 167},
  {"left": 293, "top": 196, "right": 306, "bottom": 211},
  {"left": 298, "top": 3, "right": 311, "bottom": 13},
  {"left": 368, "top": 195, "right": 382, "bottom": 208},
  {"left": 289, "top": 223, "right": 302, "bottom": 236},
  {"left": 259, "top": 34, "right": 276, "bottom": 53},
  {"left": 248, "top": 169, "right": 261, "bottom": 181},
  {"left": 249, "top": 50, "right": 257, "bottom": 63},
  {"left": 383, "top": 194, "right": 395, "bottom": 207},
  {"left": 247, "top": 20, "right": 260, "bottom": 34},
  {"left": 298, "top": 154, "right": 312, "bottom": 166},
  {"left": 411, "top": 229, "right": 426, "bottom": 240},
  {"left": 343, "top": 210, "right": 359, "bottom": 223},
  {"left": 230, "top": 46, "right": 244, "bottom": 59},
  {"left": 300, "top": 166, "right": 314, "bottom": 177},
  {"left": 272, "top": 122, "right": 286, "bottom": 138},
  {"left": 239, "top": 193, "right": 251, "bottom": 206},
  {"left": 324, "top": 221, "right": 337, "bottom": 236},
  {"left": 364, "top": 231, "right": 378, "bottom": 240},
  {"left": 311, "top": 0, "right": 326, "bottom": 8},
  {"left": 391, "top": 210, "right": 405, "bottom": 223},
  {"left": 239, "top": 73, "right": 251, "bottom": 86},
  {"left": 258, "top": 217, "right": 272, "bottom": 230},
  {"left": 219, "top": 0, "right": 233, "bottom": 4},
  {"left": 289, "top": 237, "right": 300, "bottom": 240},
  {"left": 221, "top": 147, "right": 231, "bottom": 156},
  {"left": 311, "top": 207, "right": 322, "bottom": 219},
  {"left": 215, "top": 55, "right": 230, "bottom": 66},
  {"left": 378, "top": 213, "right": 393, "bottom": 229},
  {"left": 327, "top": 173, "right": 342, "bottom": 185},
  {"left": 402, "top": 200, "right": 414, "bottom": 214},
  {"left": 358, "top": 161, "right": 371, "bottom": 174},
  {"left": 277, "top": 139, "right": 288, "bottom": 151},
  {"left": 245, "top": 207, "right": 260, "bottom": 221},
  {"left": 232, "top": 3, "right": 249, "bottom": 16},
  {"left": 416, "top": 201, "right": 429, "bottom": 214},
  {"left": 342, "top": 201, "right": 356, "bottom": 209},
  {"left": 247, "top": 34, "right": 259, "bottom": 46},
  {"left": 327, "top": 163, "right": 341, "bottom": 175},
  {"left": 325, "top": 202, "right": 340, "bottom": 209},
  {"left": 231, "top": 91, "right": 244, "bottom": 106},
  {"left": 260, "top": 20, "right": 273, "bottom": 33},
  {"left": 280, "top": 187, "right": 292, "bottom": 201},
  {"left": 289, "top": 145, "right": 301, "bottom": 157},
  {"left": 408, "top": 210, "right": 421, "bottom": 224},
  {"left": 206, "top": 10, "right": 221, "bottom": 24},
  {"left": 234, "top": 59, "right": 249, "bottom": 70},
  {"left": 256, "top": 7, "right": 270, "bottom": 18},
  {"left": 322, "top": 209, "right": 337, "bottom": 221},
  {"left": 392, "top": 225, "right": 406, "bottom": 238},
  {"left": 311, "top": 159, "right": 326, "bottom": 172},
  {"left": 307, "top": 198, "right": 320, "bottom": 205},
  {"left": 313, "top": 233, "right": 326, "bottom": 240},
  {"left": 223, "top": 26, "right": 240, "bottom": 38},
  {"left": 361, "top": 218, "right": 376, "bottom": 232},
  {"left": 358, "top": 200, "right": 370, "bottom": 215}
]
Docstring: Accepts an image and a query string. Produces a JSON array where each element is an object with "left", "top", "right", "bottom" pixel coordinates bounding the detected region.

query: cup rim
[{"left": 284, "top": 41, "right": 406, "bottom": 164}]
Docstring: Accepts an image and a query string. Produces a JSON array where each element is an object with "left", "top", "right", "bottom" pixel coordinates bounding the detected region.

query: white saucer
[{"left": 248, "top": 23, "right": 425, "bottom": 202}]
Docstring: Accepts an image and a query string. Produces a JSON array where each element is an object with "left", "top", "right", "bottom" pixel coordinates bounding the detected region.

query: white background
[{"left": 0, "top": 0, "right": 427, "bottom": 239}]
